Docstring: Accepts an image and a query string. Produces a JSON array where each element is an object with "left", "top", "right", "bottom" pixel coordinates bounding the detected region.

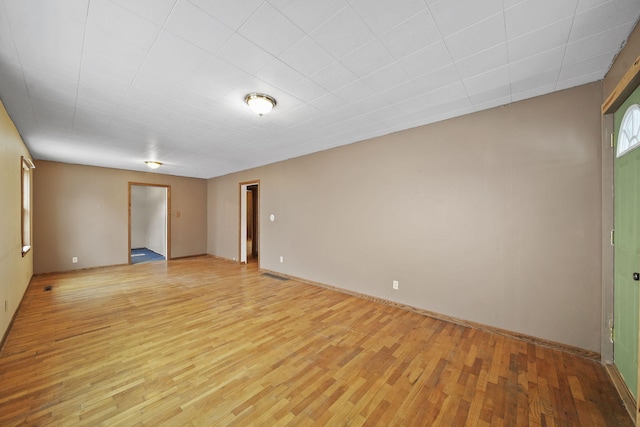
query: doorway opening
[
  {"left": 239, "top": 181, "right": 259, "bottom": 265},
  {"left": 128, "top": 183, "right": 171, "bottom": 265}
]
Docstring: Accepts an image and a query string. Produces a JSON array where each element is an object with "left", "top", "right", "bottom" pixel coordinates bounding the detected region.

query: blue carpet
[{"left": 131, "top": 248, "right": 165, "bottom": 264}]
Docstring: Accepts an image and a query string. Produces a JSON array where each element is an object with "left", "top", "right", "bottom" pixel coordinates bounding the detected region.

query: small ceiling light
[
  {"left": 145, "top": 161, "right": 162, "bottom": 170},
  {"left": 245, "top": 93, "right": 276, "bottom": 116}
]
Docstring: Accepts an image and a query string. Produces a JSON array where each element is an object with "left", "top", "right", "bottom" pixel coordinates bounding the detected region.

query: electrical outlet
[
  {"left": 392, "top": 280, "right": 399, "bottom": 290},
  {"left": 280, "top": 256, "right": 284, "bottom": 263},
  {"left": 72, "top": 257, "right": 78, "bottom": 263}
]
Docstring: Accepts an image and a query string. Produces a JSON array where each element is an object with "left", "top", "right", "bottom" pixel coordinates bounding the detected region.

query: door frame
[
  {"left": 601, "top": 54, "right": 640, "bottom": 422},
  {"left": 128, "top": 182, "right": 171, "bottom": 265},
  {"left": 239, "top": 180, "right": 260, "bottom": 265}
]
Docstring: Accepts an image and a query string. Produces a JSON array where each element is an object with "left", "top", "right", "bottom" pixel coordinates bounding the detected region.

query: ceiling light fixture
[
  {"left": 145, "top": 161, "right": 162, "bottom": 170},
  {"left": 245, "top": 93, "right": 276, "bottom": 116}
]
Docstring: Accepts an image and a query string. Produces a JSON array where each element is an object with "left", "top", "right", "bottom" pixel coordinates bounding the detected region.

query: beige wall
[
  {"left": 34, "top": 161, "right": 207, "bottom": 274},
  {"left": 0, "top": 100, "right": 33, "bottom": 341},
  {"left": 208, "top": 82, "right": 603, "bottom": 352}
]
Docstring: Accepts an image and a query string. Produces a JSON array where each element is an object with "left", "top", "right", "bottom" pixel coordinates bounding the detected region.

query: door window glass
[{"left": 617, "top": 104, "right": 640, "bottom": 158}]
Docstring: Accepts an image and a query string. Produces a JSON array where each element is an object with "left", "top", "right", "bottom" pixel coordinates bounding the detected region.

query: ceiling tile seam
[
  {"left": 0, "top": 0, "right": 42, "bottom": 141},
  {"left": 332, "top": 41, "right": 408, "bottom": 93},
  {"left": 265, "top": 0, "right": 346, "bottom": 35},
  {"left": 163, "top": 4, "right": 235, "bottom": 56},
  {"left": 109, "top": 0, "right": 178, "bottom": 28},
  {"left": 212, "top": 33, "right": 277, "bottom": 81},
  {"left": 421, "top": 0, "right": 468, "bottom": 104},
  {"left": 235, "top": 0, "right": 286, "bottom": 48},
  {"left": 307, "top": 3, "right": 376, "bottom": 62},
  {"left": 310, "top": 8, "right": 434, "bottom": 103},
  {"left": 554, "top": 0, "right": 581, "bottom": 91},
  {"left": 320, "top": 82, "right": 445, "bottom": 129},
  {"left": 71, "top": 1, "right": 91, "bottom": 140},
  {"left": 184, "top": 0, "right": 236, "bottom": 34},
  {"left": 565, "top": 19, "right": 640, "bottom": 65},
  {"left": 504, "top": 16, "right": 572, "bottom": 63},
  {"left": 228, "top": 0, "right": 268, "bottom": 32},
  {"left": 97, "top": 0, "right": 181, "bottom": 139},
  {"left": 443, "top": 9, "right": 505, "bottom": 41},
  {"left": 501, "top": 6, "right": 513, "bottom": 105},
  {"left": 443, "top": 11, "right": 509, "bottom": 65},
  {"left": 345, "top": 2, "right": 428, "bottom": 65}
]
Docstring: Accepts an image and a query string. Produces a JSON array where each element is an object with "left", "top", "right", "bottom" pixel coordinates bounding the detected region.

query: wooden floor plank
[{"left": 0, "top": 256, "right": 633, "bottom": 426}]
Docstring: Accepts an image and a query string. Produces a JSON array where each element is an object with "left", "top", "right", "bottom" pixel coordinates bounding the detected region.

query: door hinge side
[
  {"left": 610, "top": 326, "right": 614, "bottom": 343},
  {"left": 611, "top": 229, "right": 615, "bottom": 246},
  {"left": 610, "top": 133, "right": 614, "bottom": 148}
]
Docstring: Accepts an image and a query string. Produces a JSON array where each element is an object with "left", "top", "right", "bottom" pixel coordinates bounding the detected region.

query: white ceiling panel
[
  {"left": 429, "top": 0, "right": 504, "bottom": 37},
  {"left": 310, "top": 6, "right": 374, "bottom": 59},
  {"left": 80, "top": 49, "right": 141, "bottom": 87},
  {"left": 4, "top": 1, "right": 86, "bottom": 81},
  {"left": 23, "top": 68, "right": 78, "bottom": 106},
  {"left": 238, "top": 3, "right": 304, "bottom": 57},
  {"left": 257, "top": 59, "right": 306, "bottom": 91},
  {"left": 74, "top": 99, "right": 117, "bottom": 122},
  {"left": 556, "top": 70, "right": 607, "bottom": 91},
  {"left": 309, "top": 61, "right": 359, "bottom": 92},
  {"left": 164, "top": 0, "right": 233, "bottom": 54},
  {"left": 187, "top": 0, "right": 262, "bottom": 31},
  {"left": 215, "top": 33, "right": 274, "bottom": 75},
  {"left": 507, "top": 18, "right": 573, "bottom": 62},
  {"left": 0, "top": 4, "right": 18, "bottom": 65},
  {"left": 378, "top": 10, "right": 441, "bottom": 60},
  {"left": 564, "top": 22, "right": 637, "bottom": 64},
  {"left": 455, "top": 43, "right": 508, "bottom": 79},
  {"left": 509, "top": 47, "right": 564, "bottom": 88},
  {"left": 573, "top": 0, "right": 640, "bottom": 39},
  {"left": 88, "top": 0, "right": 161, "bottom": 51},
  {"left": 504, "top": 0, "right": 579, "bottom": 39},
  {"left": 444, "top": 13, "right": 506, "bottom": 62},
  {"left": 287, "top": 78, "right": 327, "bottom": 103},
  {"left": 110, "top": 0, "right": 177, "bottom": 27},
  {"left": 399, "top": 41, "right": 454, "bottom": 78},
  {"left": 362, "top": 62, "right": 411, "bottom": 92},
  {"left": 340, "top": 39, "right": 396, "bottom": 78},
  {"left": 279, "top": 36, "right": 334, "bottom": 78},
  {"left": 349, "top": 0, "right": 427, "bottom": 35},
  {"left": 136, "top": 30, "right": 212, "bottom": 85},
  {"left": 463, "top": 66, "right": 510, "bottom": 96},
  {"left": 332, "top": 79, "right": 377, "bottom": 104},
  {"left": 471, "top": 92, "right": 512, "bottom": 110},
  {"left": 269, "top": 0, "right": 347, "bottom": 33},
  {"left": 0, "top": 0, "right": 637, "bottom": 178}
]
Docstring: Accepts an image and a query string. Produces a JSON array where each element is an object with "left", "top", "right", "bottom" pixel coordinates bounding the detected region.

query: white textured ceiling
[{"left": 0, "top": 0, "right": 639, "bottom": 179}]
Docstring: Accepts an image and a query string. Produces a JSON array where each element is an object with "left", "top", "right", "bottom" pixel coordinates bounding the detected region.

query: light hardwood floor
[{"left": 0, "top": 256, "right": 632, "bottom": 426}]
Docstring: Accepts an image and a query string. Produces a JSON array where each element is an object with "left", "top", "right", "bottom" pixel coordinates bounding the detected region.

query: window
[
  {"left": 617, "top": 104, "right": 640, "bottom": 158},
  {"left": 21, "top": 157, "right": 34, "bottom": 256}
]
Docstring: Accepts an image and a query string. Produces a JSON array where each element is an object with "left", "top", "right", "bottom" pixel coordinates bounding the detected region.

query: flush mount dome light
[
  {"left": 245, "top": 93, "right": 276, "bottom": 116},
  {"left": 145, "top": 161, "right": 162, "bottom": 170}
]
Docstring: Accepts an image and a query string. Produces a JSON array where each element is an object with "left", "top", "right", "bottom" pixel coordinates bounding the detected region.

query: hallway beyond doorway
[{"left": 131, "top": 247, "right": 165, "bottom": 264}]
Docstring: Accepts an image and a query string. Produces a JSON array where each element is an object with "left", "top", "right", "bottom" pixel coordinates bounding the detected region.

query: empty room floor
[{"left": 0, "top": 257, "right": 631, "bottom": 426}]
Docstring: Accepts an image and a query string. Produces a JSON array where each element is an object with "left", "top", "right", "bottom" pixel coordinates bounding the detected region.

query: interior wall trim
[
  {"left": 261, "top": 268, "right": 601, "bottom": 361},
  {"left": 605, "top": 363, "right": 636, "bottom": 423},
  {"left": 603, "top": 54, "right": 640, "bottom": 114},
  {"left": 0, "top": 275, "right": 33, "bottom": 353},
  {"left": 32, "top": 263, "right": 130, "bottom": 276}
]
